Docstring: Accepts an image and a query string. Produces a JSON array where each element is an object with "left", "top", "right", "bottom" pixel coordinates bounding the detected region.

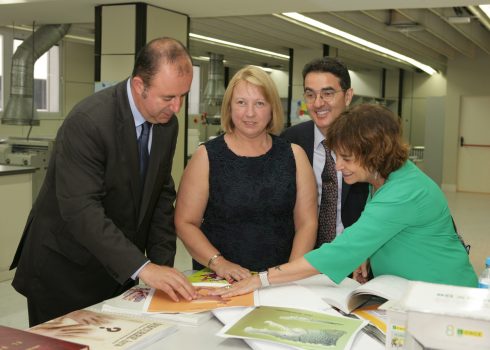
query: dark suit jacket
[
  {"left": 281, "top": 120, "right": 368, "bottom": 229},
  {"left": 10, "top": 80, "right": 178, "bottom": 317}
]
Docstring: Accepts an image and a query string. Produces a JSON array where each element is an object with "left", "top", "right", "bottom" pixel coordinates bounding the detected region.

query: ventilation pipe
[
  {"left": 1, "top": 24, "right": 71, "bottom": 126},
  {"left": 202, "top": 53, "right": 225, "bottom": 125}
]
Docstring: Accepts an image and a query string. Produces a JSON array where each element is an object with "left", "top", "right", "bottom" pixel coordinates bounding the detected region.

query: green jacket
[{"left": 305, "top": 161, "right": 477, "bottom": 287}]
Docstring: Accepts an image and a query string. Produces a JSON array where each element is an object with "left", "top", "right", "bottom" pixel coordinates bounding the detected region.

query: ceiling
[{"left": 1, "top": 0, "right": 489, "bottom": 74}]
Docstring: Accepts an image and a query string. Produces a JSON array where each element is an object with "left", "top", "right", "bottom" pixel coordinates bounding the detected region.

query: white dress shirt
[{"left": 312, "top": 125, "right": 344, "bottom": 236}]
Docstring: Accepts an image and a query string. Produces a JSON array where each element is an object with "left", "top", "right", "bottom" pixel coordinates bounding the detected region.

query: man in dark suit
[
  {"left": 10, "top": 37, "right": 197, "bottom": 326},
  {"left": 282, "top": 57, "right": 368, "bottom": 248}
]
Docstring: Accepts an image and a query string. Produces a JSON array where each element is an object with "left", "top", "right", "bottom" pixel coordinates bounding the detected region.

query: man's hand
[{"left": 138, "top": 263, "right": 197, "bottom": 302}]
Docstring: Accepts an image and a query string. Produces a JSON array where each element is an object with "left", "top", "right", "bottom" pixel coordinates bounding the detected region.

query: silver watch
[{"left": 258, "top": 271, "right": 270, "bottom": 287}]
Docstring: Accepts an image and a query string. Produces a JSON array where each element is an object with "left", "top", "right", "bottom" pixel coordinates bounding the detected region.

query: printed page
[
  {"left": 218, "top": 306, "right": 367, "bottom": 350},
  {"left": 295, "top": 274, "right": 361, "bottom": 313}
]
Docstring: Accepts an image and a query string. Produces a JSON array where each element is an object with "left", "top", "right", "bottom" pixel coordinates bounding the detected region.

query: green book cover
[
  {"left": 220, "top": 305, "right": 367, "bottom": 350},
  {"left": 187, "top": 268, "right": 229, "bottom": 284}
]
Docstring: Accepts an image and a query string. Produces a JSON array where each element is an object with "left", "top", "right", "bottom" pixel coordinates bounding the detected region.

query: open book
[
  {"left": 29, "top": 309, "right": 176, "bottom": 350},
  {"left": 297, "top": 274, "right": 409, "bottom": 314}
]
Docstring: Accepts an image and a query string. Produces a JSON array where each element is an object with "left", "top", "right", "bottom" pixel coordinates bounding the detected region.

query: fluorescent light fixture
[
  {"left": 480, "top": 4, "right": 490, "bottom": 18},
  {"left": 468, "top": 5, "right": 490, "bottom": 30},
  {"left": 275, "top": 12, "right": 436, "bottom": 75},
  {"left": 192, "top": 56, "right": 210, "bottom": 61},
  {"left": 192, "top": 56, "right": 229, "bottom": 64},
  {"left": 189, "top": 33, "right": 289, "bottom": 61}
]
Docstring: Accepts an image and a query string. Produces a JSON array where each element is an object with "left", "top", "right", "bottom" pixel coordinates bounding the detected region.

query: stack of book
[
  {"left": 100, "top": 268, "right": 255, "bottom": 326},
  {"left": 1, "top": 310, "right": 176, "bottom": 350}
]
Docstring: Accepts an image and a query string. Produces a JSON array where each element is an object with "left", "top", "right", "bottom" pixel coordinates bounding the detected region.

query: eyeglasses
[{"left": 303, "top": 88, "right": 345, "bottom": 103}]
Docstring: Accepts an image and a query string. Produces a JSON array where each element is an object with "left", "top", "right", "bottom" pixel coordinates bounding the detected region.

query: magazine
[
  {"left": 29, "top": 309, "right": 177, "bottom": 350},
  {"left": 0, "top": 325, "right": 88, "bottom": 350},
  {"left": 218, "top": 305, "right": 367, "bottom": 350}
]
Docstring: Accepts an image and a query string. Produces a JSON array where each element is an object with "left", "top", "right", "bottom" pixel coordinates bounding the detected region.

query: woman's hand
[
  {"left": 353, "top": 260, "right": 371, "bottom": 284},
  {"left": 210, "top": 275, "right": 261, "bottom": 297},
  {"left": 212, "top": 258, "right": 252, "bottom": 283}
]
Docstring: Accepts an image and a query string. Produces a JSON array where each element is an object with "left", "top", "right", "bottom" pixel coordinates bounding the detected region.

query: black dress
[{"left": 195, "top": 134, "right": 297, "bottom": 272}]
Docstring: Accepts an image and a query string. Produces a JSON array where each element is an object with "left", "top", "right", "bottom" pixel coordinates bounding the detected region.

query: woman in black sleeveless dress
[{"left": 175, "top": 66, "right": 317, "bottom": 282}]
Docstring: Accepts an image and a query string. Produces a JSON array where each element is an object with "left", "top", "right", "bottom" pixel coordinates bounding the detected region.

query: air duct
[
  {"left": 1, "top": 24, "right": 71, "bottom": 126},
  {"left": 202, "top": 53, "right": 225, "bottom": 125}
]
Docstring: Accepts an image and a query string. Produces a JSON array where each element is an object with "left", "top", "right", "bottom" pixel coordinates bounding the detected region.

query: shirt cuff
[{"left": 131, "top": 260, "right": 150, "bottom": 280}]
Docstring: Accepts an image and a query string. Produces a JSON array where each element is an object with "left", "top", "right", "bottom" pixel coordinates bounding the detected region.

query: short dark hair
[
  {"left": 302, "top": 57, "right": 351, "bottom": 91},
  {"left": 325, "top": 104, "right": 409, "bottom": 179},
  {"left": 131, "top": 37, "right": 192, "bottom": 87}
]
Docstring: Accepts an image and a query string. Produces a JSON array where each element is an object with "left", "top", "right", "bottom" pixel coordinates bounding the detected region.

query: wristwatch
[{"left": 258, "top": 270, "right": 270, "bottom": 287}]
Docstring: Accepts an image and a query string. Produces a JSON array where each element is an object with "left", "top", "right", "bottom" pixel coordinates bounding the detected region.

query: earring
[{"left": 374, "top": 171, "right": 379, "bottom": 181}]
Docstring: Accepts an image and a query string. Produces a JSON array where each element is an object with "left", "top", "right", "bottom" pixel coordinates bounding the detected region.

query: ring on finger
[{"left": 224, "top": 285, "right": 233, "bottom": 289}]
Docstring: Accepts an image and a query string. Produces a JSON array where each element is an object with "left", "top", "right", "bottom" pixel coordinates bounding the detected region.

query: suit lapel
[
  {"left": 115, "top": 82, "right": 141, "bottom": 215},
  {"left": 305, "top": 121, "right": 315, "bottom": 165},
  {"left": 341, "top": 181, "right": 351, "bottom": 206}
]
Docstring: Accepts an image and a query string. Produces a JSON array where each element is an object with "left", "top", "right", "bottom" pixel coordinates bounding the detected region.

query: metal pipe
[{"left": 1, "top": 24, "right": 71, "bottom": 126}]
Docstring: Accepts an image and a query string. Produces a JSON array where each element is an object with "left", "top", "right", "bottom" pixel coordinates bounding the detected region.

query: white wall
[
  {"left": 269, "top": 69, "right": 289, "bottom": 98},
  {"left": 350, "top": 69, "right": 381, "bottom": 97},
  {"left": 442, "top": 48, "right": 490, "bottom": 191},
  {"left": 401, "top": 71, "right": 446, "bottom": 146}
]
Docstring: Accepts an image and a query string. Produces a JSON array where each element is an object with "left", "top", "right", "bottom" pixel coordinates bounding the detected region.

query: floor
[{"left": 1, "top": 190, "right": 488, "bottom": 331}]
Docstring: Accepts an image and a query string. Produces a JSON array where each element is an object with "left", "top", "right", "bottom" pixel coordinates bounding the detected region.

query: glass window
[{"left": 13, "top": 39, "right": 59, "bottom": 112}]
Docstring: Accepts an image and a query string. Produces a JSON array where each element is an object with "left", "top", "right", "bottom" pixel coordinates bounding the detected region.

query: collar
[
  {"left": 313, "top": 123, "right": 326, "bottom": 150},
  {"left": 126, "top": 78, "right": 146, "bottom": 128}
]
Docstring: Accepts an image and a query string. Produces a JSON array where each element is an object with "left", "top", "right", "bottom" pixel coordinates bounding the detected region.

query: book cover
[
  {"left": 101, "top": 285, "right": 212, "bottom": 325},
  {"left": 0, "top": 325, "right": 88, "bottom": 350},
  {"left": 186, "top": 268, "right": 229, "bottom": 284},
  {"left": 29, "top": 309, "right": 177, "bottom": 350},
  {"left": 145, "top": 284, "right": 256, "bottom": 313},
  {"left": 218, "top": 305, "right": 367, "bottom": 350},
  {"left": 380, "top": 299, "right": 407, "bottom": 350}
]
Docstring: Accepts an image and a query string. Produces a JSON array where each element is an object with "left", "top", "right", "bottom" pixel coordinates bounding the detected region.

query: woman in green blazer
[{"left": 213, "top": 104, "right": 477, "bottom": 296}]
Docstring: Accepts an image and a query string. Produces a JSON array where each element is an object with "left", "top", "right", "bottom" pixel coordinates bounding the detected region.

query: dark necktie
[
  {"left": 316, "top": 140, "right": 338, "bottom": 247},
  {"left": 138, "top": 121, "right": 151, "bottom": 185}
]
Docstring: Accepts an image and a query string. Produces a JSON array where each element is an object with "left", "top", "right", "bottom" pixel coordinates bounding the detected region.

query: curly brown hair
[{"left": 324, "top": 104, "right": 409, "bottom": 179}]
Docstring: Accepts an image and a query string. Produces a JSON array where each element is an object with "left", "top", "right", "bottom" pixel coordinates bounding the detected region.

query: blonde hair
[{"left": 220, "top": 66, "right": 284, "bottom": 135}]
